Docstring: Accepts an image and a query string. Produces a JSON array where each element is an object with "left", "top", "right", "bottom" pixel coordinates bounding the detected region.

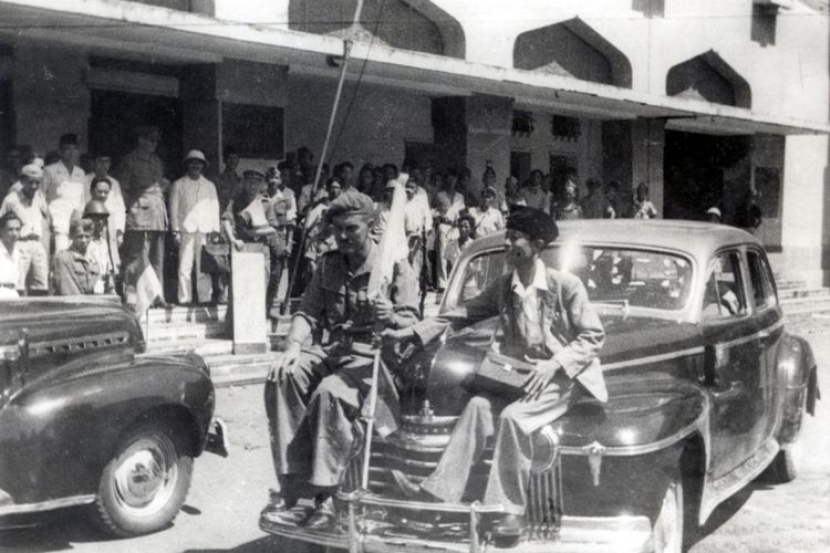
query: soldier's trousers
[
  {"left": 265, "top": 348, "right": 383, "bottom": 489},
  {"left": 421, "top": 373, "right": 575, "bottom": 515}
]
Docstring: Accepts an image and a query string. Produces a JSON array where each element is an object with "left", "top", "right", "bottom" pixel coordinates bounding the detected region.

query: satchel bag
[
  {"left": 467, "top": 349, "right": 536, "bottom": 401},
  {"left": 465, "top": 311, "right": 538, "bottom": 400}
]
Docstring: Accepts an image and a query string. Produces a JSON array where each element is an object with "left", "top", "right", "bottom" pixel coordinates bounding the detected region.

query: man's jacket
[{"left": 413, "top": 266, "right": 608, "bottom": 402}]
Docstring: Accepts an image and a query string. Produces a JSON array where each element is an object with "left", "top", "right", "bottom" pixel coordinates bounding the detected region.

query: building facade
[{"left": 0, "top": 0, "right": 828, "bottom": 283}]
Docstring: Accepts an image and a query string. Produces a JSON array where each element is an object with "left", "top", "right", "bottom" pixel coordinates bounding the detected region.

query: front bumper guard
[{"left": 260, "top": 489, "right": 654, "bottom": 553}]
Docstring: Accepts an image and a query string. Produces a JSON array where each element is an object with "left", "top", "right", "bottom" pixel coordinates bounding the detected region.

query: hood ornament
[{"left": 583, "top": 441, "right": 606, "bottom": 487}]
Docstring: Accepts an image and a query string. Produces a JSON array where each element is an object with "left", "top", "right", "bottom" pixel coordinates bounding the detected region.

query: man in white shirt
[
  {"left": 470, "top": 186, "right": 505, "bottom": 236},
  {"left": 43, "top": 133, "right": 86, "bottom": 252},
  {"left": 403, "top": 178, "right": 432, "bottom": 279},
  {"left": 0, "top": 164, "right": 49, "bottom": 295},
  {"left": 0, "top": 211, "right": 21, "bottom": 299},
  {"left": 169, "top": 150, "right": 220, "bottom": 305},
  {"left": 84, "top": 153, "right": 126, "bottom": 269}
]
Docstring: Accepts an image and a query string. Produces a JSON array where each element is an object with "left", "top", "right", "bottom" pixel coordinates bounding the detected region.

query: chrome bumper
[{"left": 259, "top": 490, "right": 654, "bottom": 553}]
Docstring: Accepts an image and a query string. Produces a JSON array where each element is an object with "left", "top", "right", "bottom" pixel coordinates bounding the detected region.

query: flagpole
[{"left": 283, "top": 0, "right": 365, "bottom": 311}]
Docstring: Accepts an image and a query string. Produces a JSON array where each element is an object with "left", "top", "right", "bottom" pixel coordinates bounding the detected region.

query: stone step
[
  {"left": 145, "top": 321, "right": 229, "bottom": 343},
  {"left": 145, "top": 304, "right": 228, "bottom": 324},
  {"left": 781, "top": 297, "right": 830, "bottom": 316},
  {"left": 148, "top": 338, "right": 235, "bottom": 357},
  {"left": 778, "top": 287, "right": 830, "bottom": 301}
]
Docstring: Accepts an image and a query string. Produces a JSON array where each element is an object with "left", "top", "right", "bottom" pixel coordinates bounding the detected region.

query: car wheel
[
  {"left": 93, "top": 420, "right": 193, "bottom": 537},
  {"left": 653, "top": 477, "right": 684, "bottom": 553}
]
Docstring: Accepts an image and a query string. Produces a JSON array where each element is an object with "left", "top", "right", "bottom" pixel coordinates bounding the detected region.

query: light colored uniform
[{"left": 43, "top": 161, "right": 86, "bottom": 252}]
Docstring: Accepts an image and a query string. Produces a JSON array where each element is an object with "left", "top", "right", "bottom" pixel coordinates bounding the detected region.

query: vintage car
[
  {"left": 260, "top": 220, "right": 819, "bottom": 553},
  {"left": 0, "top": 297, "right": 223, "bottom": 537}
]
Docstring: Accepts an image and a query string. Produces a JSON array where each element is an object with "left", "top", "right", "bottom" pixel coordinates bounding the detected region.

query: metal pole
[
  {"left": 361, "top": 343, "right": 381, "bottom": 490},
  {"left": 283, "top": 0, "right": 365, "bottom": 309}
]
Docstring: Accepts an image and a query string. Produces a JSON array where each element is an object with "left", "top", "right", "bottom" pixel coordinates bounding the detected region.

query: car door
[
  {"left": 701, "top": 248, "right": 765, "bottom": 479},
  {"left": 745, "top": 248, "right": 784, "bottom": 444}
]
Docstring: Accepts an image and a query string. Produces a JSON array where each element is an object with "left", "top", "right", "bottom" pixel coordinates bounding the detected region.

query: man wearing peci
[{"left": 384, "top": 206, "right": 606, "bottom": 546}]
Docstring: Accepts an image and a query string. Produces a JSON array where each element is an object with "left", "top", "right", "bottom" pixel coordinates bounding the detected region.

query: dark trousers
[{"left": 122, "top": 230, "right": 166, "bottom": 301}]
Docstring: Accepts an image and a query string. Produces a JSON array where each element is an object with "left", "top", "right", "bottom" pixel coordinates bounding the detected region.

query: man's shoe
[
  {"left": 259, "top": 488, "right": 297, "bottom": 520},
  {"left": 303, "top": 496, "right": 337, "bottom": 531},
  {"left": 389, "top": 470, "right": 442, "bottom": 502},
  {"left": 491, "top": 514, "right": 526, "bottom": 547}
]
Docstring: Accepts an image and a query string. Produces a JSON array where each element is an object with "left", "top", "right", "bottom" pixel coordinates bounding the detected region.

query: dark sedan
[
  {"left": 0, "top": 297, "right": 222, "bottom": 537},
  {"left": 260, "top": 220, "right": 819, "bottom": 553}
]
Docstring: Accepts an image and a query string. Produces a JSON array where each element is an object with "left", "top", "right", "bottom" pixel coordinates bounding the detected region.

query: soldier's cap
[
  {"left": 707, "top": 207, "right": 722, "bottom": 218},
  {"left": 243, "top": 168, "right": 266, "bottom": 180},
  {"left": 507, "top": 205, "right": 558, "bottom": 244},
  {"left": 20, "top": 164, "right": 43, "bottom": 179},
  {"left": 483, "top": 185, "right": 497, "bottom": 197},
  {"left": 83, "top": 199, "right": 109, "bottom": 219},
  {"left": 325, "top": 189, "right": 375, "bottom": 223},
  {"left": 183, "top": 149, "right": 208, "bottom": 166}
]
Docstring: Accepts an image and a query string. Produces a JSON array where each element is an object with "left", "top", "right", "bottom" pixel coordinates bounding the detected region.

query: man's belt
[
  {"left": 0, "top": 282, "right": 16, "bottom": 289},
  {"left": 18, "top": 235, "right": 41, "bottom": 241},
  {"left": 328, "top": 323, "right": 376, "bottom": 350}
]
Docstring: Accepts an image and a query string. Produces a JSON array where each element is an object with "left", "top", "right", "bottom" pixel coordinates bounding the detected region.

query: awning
[{"left": 1, "top": 0, "right": 828, "bottom": 136}]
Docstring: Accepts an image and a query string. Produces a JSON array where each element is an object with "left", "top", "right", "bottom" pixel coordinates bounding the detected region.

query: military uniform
[{"left": 265, "top": 240, "right": 419, "bottom": 489}]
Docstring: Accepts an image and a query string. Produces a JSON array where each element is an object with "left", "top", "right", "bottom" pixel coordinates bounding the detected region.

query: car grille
[{"left": 342, "top": 416, "right": 564, "bottom": 539}]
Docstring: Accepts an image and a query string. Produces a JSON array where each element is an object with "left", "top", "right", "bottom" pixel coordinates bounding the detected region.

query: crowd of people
[{"left": 0, "top": 124, "right": 667, "bottom": 309}]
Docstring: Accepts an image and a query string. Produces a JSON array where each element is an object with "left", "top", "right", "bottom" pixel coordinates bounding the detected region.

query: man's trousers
[
  {"left": 265, "top": 347, "right": 396, "bottom": 490},
  {"left": 177, "top": 232, "right": 212, "bottom": 304},
  {"left": 421, "top": 374, "right": 575, "bottom": 515}
]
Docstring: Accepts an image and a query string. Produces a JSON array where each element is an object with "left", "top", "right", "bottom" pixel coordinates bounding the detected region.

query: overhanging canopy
[{"left": 1, "top": 0, "right": 827, "bottom": 136}]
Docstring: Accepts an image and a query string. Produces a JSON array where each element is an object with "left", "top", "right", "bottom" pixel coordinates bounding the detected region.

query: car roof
[{"left": 469, "top": 219, "right": 760, "bottom": 261}]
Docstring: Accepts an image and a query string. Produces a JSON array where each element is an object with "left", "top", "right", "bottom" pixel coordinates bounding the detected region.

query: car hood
[{"left": 424, "top": 313, "right": 702, "bottom": 417}]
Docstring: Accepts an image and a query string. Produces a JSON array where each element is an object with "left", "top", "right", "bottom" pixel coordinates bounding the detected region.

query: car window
[
  {"left": 747, "top": 250, "right": 777, "bottom": 309},
  {"left": 452, "top": 244, "right": 694, "bottom": 312},
  {"left": 702, "top": 251, "right": 747, "bottom": 320}
]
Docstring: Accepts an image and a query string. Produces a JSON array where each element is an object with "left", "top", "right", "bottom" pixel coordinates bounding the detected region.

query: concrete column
[
  {"left": 180, "top": 64, "right": 221, "bottom": 178},
  {"left": 12, "top": 44, "right": 90, "bottom": 153},
  {"left": 778, "top": 134, "right": 828, "bottom": 286},
  {"left": 632, "top": 118, "right": 665, "bottom": 218},
  {"left": 464, "top": 94, "right": 513, "bottom": 192}
]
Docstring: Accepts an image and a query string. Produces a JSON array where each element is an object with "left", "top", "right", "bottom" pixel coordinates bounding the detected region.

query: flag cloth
[
  {"left": 367, "top": 173, "right": 409, "bottom": 300},
  {"left": 124, "top": 246, "right": 163, "bottom": 323}
]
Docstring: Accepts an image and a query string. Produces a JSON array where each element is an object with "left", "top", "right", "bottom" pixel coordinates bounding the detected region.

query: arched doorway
[{"left": 664, "top": 52, "right": 753, "bottom": 223}]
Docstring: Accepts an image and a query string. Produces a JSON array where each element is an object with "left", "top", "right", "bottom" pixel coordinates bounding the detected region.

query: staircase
[{"left": 777, "top": 278, "right": 830, "bottom": 316}]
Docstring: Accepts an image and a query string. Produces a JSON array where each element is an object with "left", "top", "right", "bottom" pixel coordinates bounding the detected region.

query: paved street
[{"left": 1, "top": 314, "right": 829, "bottom": 553}]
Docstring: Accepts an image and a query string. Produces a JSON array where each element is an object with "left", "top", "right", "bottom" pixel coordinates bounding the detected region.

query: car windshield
[{"left": 450, "top": 244, "right": 693, "bottom": 312}]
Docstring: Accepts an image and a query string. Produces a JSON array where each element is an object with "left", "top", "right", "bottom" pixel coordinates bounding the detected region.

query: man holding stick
[{"left": 261, "top": 188, "right": 419, "bottom": 531}]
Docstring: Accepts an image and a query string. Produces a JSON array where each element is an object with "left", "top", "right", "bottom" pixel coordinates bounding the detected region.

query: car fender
[
  {"left": 775, "top": 332, "right": 819, "bottom": 445},
  {"left": 0, "top": 351, "right": 213, "bottom": 506}
]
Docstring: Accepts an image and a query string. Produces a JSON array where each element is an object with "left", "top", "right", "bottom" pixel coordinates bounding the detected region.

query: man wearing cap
[
  {"left": 0, "top": 164, "right": 49, "bottom": 295},
  {"left": 261, "top": 189, "right": 419, "bottom": 531},
  {"left": 117, "top": 124, "right": 170, "bottom": 305},
  {"left": 43, "top": 133, "right": 86, "bottom": 252},
  {"left": 170, "top": 150, "right": 220, "bottom": 305},
  {"left": 385, "top": 206, "right": 606, "bottom": 546},
  {"left": 81, "top": 199, "right": 115, "bottom": 294},
  {"left": 52, "top": 218, "right": 101, "bottom": 296}
]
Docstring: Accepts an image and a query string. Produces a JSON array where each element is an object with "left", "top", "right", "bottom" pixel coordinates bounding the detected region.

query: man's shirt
[
  {"left": 294, "top": 241, "right": 420, "bottom": 342},
  {"left": 170, "top": 175, "right": 220, "bottom": 234},
  {"left": 52, "top": 248, "right": 101, "bottom": 295},
  {"left": 0, "top": 241, "right": 20, "bottom": 298},
  {"left": 117, "top": 149, "right": 167, "bottom": 230},
  {"left": 43, "top": 161, "right": 86, "bottom": 236},
  {"left": 1, "top": 186, "right": 46, "bottom": 239},
  {"left": 270, "top": 186, "right": 297, "bottom": 226},
  {"left": 469, "top": 206, "right": 504, "bottom": 236},
  {"left": 84, "top": 174, "right": 127, "bottom": 235},
  {"left": 404, "top": 195, "right": 433, "bottom": 236}
]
